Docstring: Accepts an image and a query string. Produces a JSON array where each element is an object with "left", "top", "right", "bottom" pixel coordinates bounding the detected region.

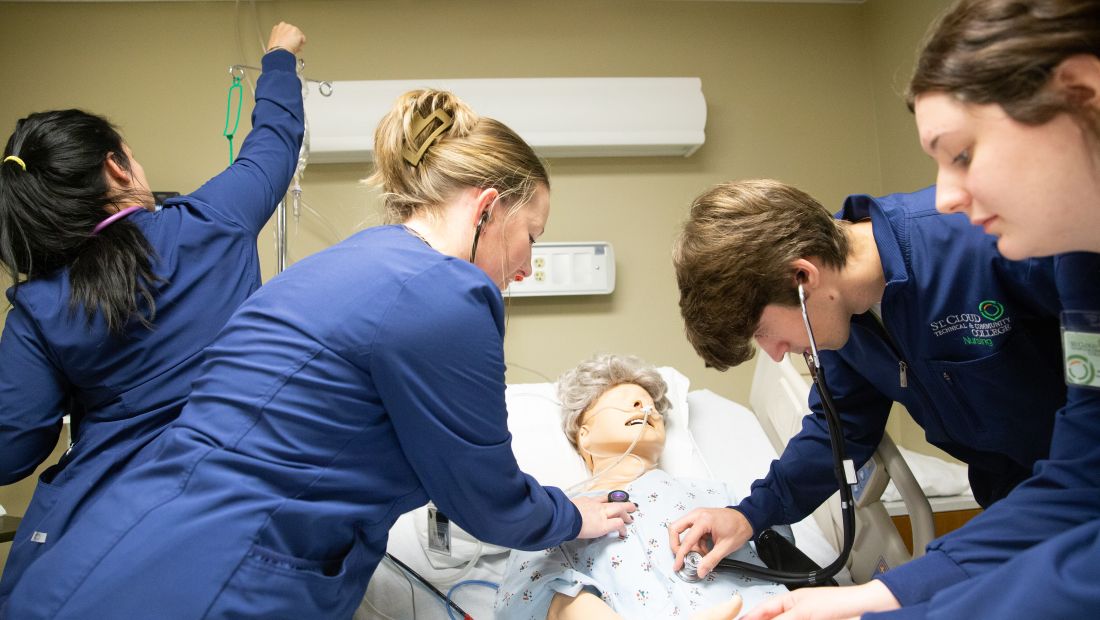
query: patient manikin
[{"left": 494, "top": 354, "right": 785, "bottom": 620}]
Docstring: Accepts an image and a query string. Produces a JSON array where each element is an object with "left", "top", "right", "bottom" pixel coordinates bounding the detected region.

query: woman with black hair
[{"left": 0, "top": 22, "right": 305, "bottom": 606}]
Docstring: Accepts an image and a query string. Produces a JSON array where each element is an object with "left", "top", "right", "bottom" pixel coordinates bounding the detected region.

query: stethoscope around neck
[{"left": 676, "top": 282, "right": 856, "bottom": 586}]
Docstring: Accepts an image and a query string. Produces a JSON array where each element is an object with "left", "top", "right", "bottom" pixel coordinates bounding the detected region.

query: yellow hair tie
[{"left": 3, "top": 155, "right": 26, "bottom": 171}]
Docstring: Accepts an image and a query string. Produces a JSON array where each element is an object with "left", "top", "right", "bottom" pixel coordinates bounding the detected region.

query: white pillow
[
  {"left": 506, "top": 366, "right": 705, "bottom": 489},
  {"left": 504, "top": 381, "right": 588, "bottom": 490},
  {"left": 654, "top": 367, "right": 710, "bottom": 480}
]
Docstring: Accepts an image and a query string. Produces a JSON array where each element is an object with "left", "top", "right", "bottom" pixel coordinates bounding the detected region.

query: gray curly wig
[{"left": 557, "top": 354, "right": 671, "bottom": 451}]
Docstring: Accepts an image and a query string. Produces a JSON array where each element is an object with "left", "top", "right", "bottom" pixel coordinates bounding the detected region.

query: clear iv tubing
[
  {"left": 290, "top": 177, "right": 302, "bottom": 232},
  {"left": 292, "top": 59, "right": 310, "bottom": 229}
]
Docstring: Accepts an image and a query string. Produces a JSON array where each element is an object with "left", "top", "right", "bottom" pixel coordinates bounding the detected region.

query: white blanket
[{"left": 881, "top": 447, "right": 972, "bottom": 503}]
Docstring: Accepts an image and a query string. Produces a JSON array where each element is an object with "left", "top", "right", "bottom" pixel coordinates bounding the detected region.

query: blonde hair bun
[{"left": 366, "top": 88, "right": 549, "bottom": 224}]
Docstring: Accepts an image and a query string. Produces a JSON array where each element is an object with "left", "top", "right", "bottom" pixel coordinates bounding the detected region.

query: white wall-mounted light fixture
[{"left": 304, "top": 78, "right": 706, "bottom": 163}]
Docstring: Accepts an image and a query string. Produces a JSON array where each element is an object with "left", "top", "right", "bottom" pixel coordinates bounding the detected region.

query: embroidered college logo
[
  {"left": 978, "top": 300, "right": 1005, "bottom": 321},
  {"left": 930, "top": 299, "right": 1012, "bottom": 342},
  {"left": 1066, "top": 354, "right": 1096, "bottom": 386}
]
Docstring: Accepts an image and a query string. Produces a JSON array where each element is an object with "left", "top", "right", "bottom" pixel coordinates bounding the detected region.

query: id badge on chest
[{"left": 1062, "top": 311, "right": 1100, "bottom": 390}]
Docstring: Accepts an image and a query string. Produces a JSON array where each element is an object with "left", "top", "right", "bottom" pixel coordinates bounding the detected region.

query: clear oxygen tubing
[
  {"left": 503, "top": 362, "right": 555, "bottom": 383},
  {"left": 681, "top": 283, "right": 856, "bottom": 587},
  {"left": 502, "top": 389, "right": 658, "bottom": 498},
  {"left": 438, "top": 542, "right": 484, "bottom": 586},
  {"left": 564, "top": 404, "right": 656, "bottom": 497}
]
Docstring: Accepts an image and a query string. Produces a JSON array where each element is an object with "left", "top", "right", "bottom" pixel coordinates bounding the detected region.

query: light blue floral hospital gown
[{"left": 494, "top": 469, "right": 787, "bottom": 619}]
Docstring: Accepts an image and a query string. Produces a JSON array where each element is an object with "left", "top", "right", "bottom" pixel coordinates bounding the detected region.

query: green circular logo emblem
[
  {"left": 1067, "top": 355, "right": 1096, "bottom": 385},
  {"left": 979, "top": 300, "right": 1004, "bottom": 321}
]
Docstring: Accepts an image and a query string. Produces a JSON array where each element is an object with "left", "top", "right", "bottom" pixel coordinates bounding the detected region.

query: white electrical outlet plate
[{"left": 506, "top": 242, "right": 615, "bottom": 297}]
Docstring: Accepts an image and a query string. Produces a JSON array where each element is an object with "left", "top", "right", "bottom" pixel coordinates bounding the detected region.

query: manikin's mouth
[{"left": 625, "top": 415, "right": 653, "bottom": 428}]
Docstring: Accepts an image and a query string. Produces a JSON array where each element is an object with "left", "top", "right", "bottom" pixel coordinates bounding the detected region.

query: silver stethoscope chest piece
[{"left": 676, "top": 551, "right": 704, "bottom": 583}]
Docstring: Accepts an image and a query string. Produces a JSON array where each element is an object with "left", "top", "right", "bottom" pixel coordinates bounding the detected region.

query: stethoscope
[{"left": 674, "top": 283, "right": 856, "bottom": 586}]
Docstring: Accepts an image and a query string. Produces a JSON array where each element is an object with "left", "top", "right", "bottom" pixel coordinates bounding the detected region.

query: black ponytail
[{"left": 0, "top": 110, "right": 161, "bottom": 334}]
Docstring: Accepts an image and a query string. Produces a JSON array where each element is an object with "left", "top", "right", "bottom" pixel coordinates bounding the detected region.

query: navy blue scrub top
[
  {"left": 735, "top": 187, "right": 1067, "bottom": 534},
  {"left": 0, "top": 48, "right": 303, "bottom": 605},
  {"left": 6, "top": 225, "right": 581, "bottom": 620}
]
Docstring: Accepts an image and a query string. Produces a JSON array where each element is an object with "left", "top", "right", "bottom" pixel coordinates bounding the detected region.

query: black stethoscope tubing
[{"left": 704, "top": 283, "right": 856, "bottom": 586}]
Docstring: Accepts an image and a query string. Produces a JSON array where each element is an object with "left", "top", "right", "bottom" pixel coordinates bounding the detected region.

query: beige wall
[
  {"left": 865, "top": 0, "right": 951, "bottom": 194},
  {"left": 0, "top": 0, "right": 957, "bottom": 548},
  {"left": 863, "top": 0, "right": 956, "bottom": 458},
  {"left": 0, "top": 0, "right": 893, "bottom": 398}
]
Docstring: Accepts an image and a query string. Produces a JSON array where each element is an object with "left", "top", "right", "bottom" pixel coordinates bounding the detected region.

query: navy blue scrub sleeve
[
  {"left": 870, "top": 253, "right": 1100, "bottom": 612},
  {"left": 873, "top": 383, "right": 1100, "bottom": 608},
  {"left": 735, "top": 353, "right": 892, "bottom": 534},
  {"left": 368, "top": 260, "right": 582, "bottom": 550},
  {"left": 188, "top": 48, "right": 304, "bottom": 235},
  {"left": 0, "top": 303, "right": 66, "bottom": 483},
  {"left": 921, "top": 519, "right": 1099, "bottom": 619}
]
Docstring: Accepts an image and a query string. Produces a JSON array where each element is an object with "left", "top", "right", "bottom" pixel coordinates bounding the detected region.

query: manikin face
[
  {"left": 915, "top": 91, "right": 1100, "bottom": 259},
  {"left": 754, "top": 291, "right": 852, "bottom": 362},
  {"left": 473, "top": 183, "right": 549, "bottom": 290},
  {"left": 577, "top": 383, "right": 666, "bottom": 471}
]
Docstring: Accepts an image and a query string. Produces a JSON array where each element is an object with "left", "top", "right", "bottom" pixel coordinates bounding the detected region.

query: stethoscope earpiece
[
  {"left": 470, "top": 211, "right": 489, "bottom": 262},
  {"left": 798, "top": 283, "right": 821, "bottom": 373}
]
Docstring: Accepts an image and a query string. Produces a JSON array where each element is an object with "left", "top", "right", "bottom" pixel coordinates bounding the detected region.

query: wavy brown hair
[{"left": 673, "top": 180, "right": 849, "bottom": 370}]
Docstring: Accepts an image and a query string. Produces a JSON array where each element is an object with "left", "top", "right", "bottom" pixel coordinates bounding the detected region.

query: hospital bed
[
  {"left": 356, "top": 357, "right": 954, "bottom": 619},
  {"left": 749, "top": 353, "right": 936, "bottom": 583}
]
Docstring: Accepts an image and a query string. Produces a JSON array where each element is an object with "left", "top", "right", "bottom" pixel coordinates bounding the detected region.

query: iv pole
[
  {"left": 226, "top": 62, "right": 332, "bottom": 275},
  {"left": 275, "top": 198, "right": 287, "bottom": 273}
]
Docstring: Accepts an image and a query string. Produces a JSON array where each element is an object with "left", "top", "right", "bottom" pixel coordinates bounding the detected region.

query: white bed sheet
[
  {"left": 881, "top": 446, "right": 972, "bottom": 503},
  {"left": 356, "top": 381, "right": 847, "bottom": 620}
]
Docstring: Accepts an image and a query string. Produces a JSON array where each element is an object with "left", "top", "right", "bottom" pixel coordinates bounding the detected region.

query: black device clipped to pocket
[
  {"left": 754, "top": 528, "right": 838, "bottom": 590},
  {"left": 153, "top": 191, "right": 180, "bottom": 206}
]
